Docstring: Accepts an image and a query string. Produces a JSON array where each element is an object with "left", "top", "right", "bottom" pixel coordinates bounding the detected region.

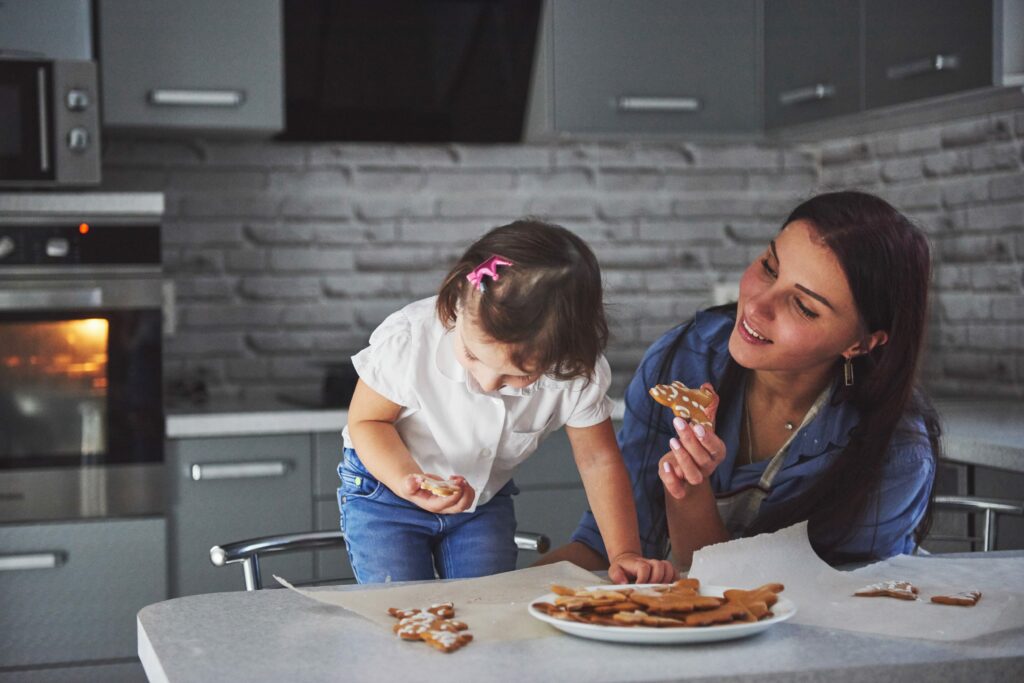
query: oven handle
[
  {"left": 0, "top": 552, "right": 66, "bottom": 572},
  {"left": 190, "top": 461, "right": 291, "bottom": 482},
  {"left": 0, "top": 288, "right": 102, "bottom": 309}
]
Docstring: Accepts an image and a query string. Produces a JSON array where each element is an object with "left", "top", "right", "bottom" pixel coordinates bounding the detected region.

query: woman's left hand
[
  {"left": 608, "top": 551, "right": 679, "bottom": 585},
  {"left": 660, "top": 383, "right": 726, "bottom": 498}
]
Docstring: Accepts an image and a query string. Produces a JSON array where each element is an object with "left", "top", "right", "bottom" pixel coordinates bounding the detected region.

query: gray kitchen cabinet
[
  {"left": 0, "top": 518, "right": 166, "bottom": 671},
  {"left": 864, "top": 0, "right": 993, "bottom": 110},
  {"left": 312, "top": 431, "right": 353, "bottom": 584},
  {"left": 97, "top": 0, "right": 283, "bottom": 133},
  {"left": 167, "top": 434, "right": 313, "bottom": 596},
  {"left": 541, "top": 0, "right": 760, "bottom": 136},
  {"left": 764, "top": 0, "right": 862, "bottom": 128}
]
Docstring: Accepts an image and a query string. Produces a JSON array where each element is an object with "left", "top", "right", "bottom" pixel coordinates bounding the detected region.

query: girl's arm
[
  {"left": 347, "top": 379, "right": 474, "bottom": 514},
  {"left": 567, "top": 418, "right": 677, "bottom": 584}
]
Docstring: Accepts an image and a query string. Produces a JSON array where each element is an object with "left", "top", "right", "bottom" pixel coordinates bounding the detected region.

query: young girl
[
  {"left": 340, "top": 219, "right": 675, "bottom": 584},
  {"left": 541, "top": 191, "right": 940, "bottom": 571}
]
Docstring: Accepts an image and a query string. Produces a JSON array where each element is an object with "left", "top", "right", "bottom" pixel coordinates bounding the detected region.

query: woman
[{"left": 541, "top": 190, "right": 940, "bottom": 572}]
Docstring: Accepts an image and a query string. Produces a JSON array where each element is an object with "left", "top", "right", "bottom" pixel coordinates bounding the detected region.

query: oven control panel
[{"left": 0, "top": 223, "right": 160, "bottom": 266}]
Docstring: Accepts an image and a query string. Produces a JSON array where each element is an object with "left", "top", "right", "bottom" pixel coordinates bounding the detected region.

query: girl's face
[
  {"left": 453, "top": 313, "right": 541, "bottom": 393},
  {"left": 728, "top": 220, "right": 885, "bottom": 375}
]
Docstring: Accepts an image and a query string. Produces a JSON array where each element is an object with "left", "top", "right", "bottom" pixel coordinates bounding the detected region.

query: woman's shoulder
[
  {"left": 638, "top": 306, "right": 735, "bottom": 375},
  {"left": 883, "top": 413, "right": 936, "bottom": 472}
]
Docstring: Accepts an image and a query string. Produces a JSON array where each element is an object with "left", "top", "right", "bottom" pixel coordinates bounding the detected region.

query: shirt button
[{"left": 480, "top": 448, "right": 492, "bottom": 457}]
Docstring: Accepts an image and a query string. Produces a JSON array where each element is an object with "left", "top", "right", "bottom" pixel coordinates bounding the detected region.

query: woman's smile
[{"left": 739, "top": 317, "right": 772, "bottom": 344}]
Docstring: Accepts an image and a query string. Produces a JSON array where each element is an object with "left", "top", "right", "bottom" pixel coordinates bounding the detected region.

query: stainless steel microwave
[{"left": 0, "top": 58, "right": 101, "bottom": 187}]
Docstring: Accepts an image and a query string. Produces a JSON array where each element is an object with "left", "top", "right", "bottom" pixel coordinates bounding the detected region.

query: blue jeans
[{"left": 337, "top": 448, "right": 519, "bottom": 584}]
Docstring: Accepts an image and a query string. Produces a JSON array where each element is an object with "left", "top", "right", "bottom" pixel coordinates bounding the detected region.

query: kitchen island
[{"left": 138, "top": 551, "right": 1024, "bottom": 683}]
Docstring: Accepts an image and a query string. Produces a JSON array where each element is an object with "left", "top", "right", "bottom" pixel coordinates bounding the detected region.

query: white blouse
[{"left": 341, "top": 297, "right": 613, "bottom": 510}]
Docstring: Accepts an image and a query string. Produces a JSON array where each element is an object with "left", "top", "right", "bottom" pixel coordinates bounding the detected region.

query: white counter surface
[{"left": 164, "top": 396, "right": 1022, "bottom": 474}]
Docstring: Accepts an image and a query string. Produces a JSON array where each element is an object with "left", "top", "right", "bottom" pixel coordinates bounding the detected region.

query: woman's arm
[
  {"left": 347, "top": 379, "right": 474, "bottom": 513},
  {"left": 531, "top": 541, "right": 609, "bottom": 571},
  {"left": 567, "top": 419, "right": 676, "bottom": 583}
]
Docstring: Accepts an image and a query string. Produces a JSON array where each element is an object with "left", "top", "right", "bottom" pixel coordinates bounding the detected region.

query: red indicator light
[{"left": 79, "top": 223, "right": 90, "bottom": 234}]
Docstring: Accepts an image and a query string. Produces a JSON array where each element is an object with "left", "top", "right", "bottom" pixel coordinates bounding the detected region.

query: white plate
[{"left": 527, "top": 584, "right": 797, "bottom": 645}]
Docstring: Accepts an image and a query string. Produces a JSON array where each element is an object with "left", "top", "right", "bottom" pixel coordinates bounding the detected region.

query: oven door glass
[
  {"left": 0, "top": 60, "right": 52, "bottom": 182},
  {"left": 0, "top": 309, "right": 162, "bottom": 468}
]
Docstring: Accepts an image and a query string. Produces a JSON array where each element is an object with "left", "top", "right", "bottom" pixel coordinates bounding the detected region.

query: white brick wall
[{"left": 101, "top": 108, "right": 1024, "bottom": 402}]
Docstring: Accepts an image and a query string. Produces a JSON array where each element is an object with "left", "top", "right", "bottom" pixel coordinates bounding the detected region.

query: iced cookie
[
  {"left": 649, "top": 381, "right": 716, "bottom": 428},
  {"left": 414, "top": 474, "right": 460, "bottom": 497}
]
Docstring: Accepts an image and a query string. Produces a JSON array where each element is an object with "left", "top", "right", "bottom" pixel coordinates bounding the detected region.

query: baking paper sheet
[
  {"left": 275, "top": 561, "right": 605, "bottom": 642},
  {"left": 688, "top": 521, "right": 1024, "bottom": 641}
]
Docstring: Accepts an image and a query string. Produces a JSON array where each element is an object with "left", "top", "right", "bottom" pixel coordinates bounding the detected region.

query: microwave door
[{"left": 0, "top": 60, "right": 53, "bottom": 183}]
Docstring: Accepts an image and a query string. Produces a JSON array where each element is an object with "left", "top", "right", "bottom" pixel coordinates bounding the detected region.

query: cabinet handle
[
  {"left": 0, "top": 552, "right": 66, "bottom": 571},
  {"left": 148, "top": 89, "right": 246, "bottom": 108},
  {"left": 0, "top": 288, "right": 102, "bottom": 309},
  {"left": 190, "top": 461, "right": 290, "bottom": 481},
  {"left": 778, "top": 83, "right": 836, "bottom": 106},
  {"left": 886, "top": 54, "right": 960, "bottom": 80},
  {"left": 37, "top": 67, "right": 50, "bottom": 172},
  {"left": 615, "top": 96, "right": 701, "bottom": 113}
]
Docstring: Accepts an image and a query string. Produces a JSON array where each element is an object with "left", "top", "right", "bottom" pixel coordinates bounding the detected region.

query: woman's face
[
  {"left": 453, "top": 312, "right": 540, "bottom": 393},
  {"left": 728, "top": 219, "right": 874, "bottom": 375}
]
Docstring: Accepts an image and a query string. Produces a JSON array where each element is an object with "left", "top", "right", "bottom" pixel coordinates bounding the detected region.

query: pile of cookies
[
  {"left": 387, "top": 602, "right": 473, "bottom": 653},
  {"left": 531, "top": 578, "right": 784, "bottom": 628}
]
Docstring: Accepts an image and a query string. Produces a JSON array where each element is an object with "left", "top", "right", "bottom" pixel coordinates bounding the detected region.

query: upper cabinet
[
  {"left": 863, "top": 0, "right": 992, "bottom": 109},
  {"left": 764, "top": 0, "right": 862, "bottom": 129},
  {"left": 531, "top": 0, "right": 760, "bottom": 137},
  {"left": 98, "top": 0, "right": 283, "bottom": 134}
]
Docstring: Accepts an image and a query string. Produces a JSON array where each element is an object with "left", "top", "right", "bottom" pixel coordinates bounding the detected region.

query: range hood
[{"left": 280, "top": 0, "right": 542, "bottom": 143}]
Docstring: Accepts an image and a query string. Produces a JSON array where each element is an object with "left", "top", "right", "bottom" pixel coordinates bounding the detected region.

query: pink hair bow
[{"left": 466, "top": 255, "right": 514, "bottom": 292}]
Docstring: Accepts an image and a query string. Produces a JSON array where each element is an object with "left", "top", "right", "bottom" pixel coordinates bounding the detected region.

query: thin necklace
[{"left": 743, "top": 394, "right": 796, "bottom": 465}]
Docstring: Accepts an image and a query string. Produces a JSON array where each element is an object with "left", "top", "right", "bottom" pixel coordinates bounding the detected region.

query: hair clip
[{"left": 466, "top": 255, "right": 513, "bottom": 293}]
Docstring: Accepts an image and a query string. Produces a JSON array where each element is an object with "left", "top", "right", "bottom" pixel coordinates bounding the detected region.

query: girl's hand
[
  {"left": 608, "top": 551, "right": 679, "bottom": 585},
  {"left": 399, "top": 473, "right": 476, "bottom": 514},
  {"left": 660, "top": 383, "right": 725, "bottom": 499}
]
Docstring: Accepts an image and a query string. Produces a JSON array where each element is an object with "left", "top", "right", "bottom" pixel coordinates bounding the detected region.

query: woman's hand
[
  {"left": 659, "top": 383, "right": 725, "bottom": 499},
  {"left": 399, "top": 473, "right": 476, "bottom": 514},
  {"left": 608, "top": 551, "right": 679, "bottom": 585}
]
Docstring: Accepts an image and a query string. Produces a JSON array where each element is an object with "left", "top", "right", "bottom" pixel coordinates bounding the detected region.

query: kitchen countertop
[
  {"left": 138, "top": 551, "right": 1024, "bottom": 683},
  {"left": 165, "top": 397, "right": 1023, "bottom": 474}
]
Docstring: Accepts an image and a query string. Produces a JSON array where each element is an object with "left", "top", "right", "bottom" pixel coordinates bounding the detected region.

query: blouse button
[{"left": 480, "top": 448, "right": 492, "bottom": 458}]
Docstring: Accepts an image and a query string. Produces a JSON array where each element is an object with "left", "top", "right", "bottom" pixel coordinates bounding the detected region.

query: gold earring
[{"left": 843, "top": 356, "right": 854, "bottom": 387}]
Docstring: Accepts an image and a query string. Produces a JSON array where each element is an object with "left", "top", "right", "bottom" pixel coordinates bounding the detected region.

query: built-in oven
[
  {"left": 0, "top": 58, "right": 101, "bottom": 187},
  {"left": 0, "top": 193, "right": 165, "bottom": 523}
]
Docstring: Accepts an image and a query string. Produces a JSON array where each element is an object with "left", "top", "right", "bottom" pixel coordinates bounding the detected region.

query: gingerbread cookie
[
  {"left": 420, "top": 629, "right": 474, "bottom": 653},
  {"left": 931, "top": 590, "right": 982, "bottom": 607},
  {"left": 648, "top": 381, "right": 716, "bottom": 428},
  {"left": 414, "top": 474, "right": 460, "bottom": 497},
  {"left": 853, "top": 580, "right": 919, "bottom": 601}
]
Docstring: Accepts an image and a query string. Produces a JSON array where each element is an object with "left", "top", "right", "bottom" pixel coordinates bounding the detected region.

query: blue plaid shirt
[{"left": 570, "top": 308, "right": 935, "bottom": 563}]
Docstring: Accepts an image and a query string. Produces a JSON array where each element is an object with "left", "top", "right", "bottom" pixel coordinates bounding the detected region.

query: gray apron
[{"left": 715, "top": 383, "right": 833, "bottom": 537}]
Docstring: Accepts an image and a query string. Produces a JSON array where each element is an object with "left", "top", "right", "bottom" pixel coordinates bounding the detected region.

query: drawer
[
  {"left": 0, "top": 518, "right": 166, "bottom": 668},
  {"left": 313, "top": 431, "right": 345, "bottom": 499},
  {"left": 167, "top": 434, "right": 313, "bottom": 595}
]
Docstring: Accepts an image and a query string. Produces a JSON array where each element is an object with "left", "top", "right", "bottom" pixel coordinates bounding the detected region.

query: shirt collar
[{"left": 433, "top": 325, "right": 536, "bottom": 397}]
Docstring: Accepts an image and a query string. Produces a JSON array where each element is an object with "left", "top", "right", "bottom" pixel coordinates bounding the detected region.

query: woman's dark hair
[
  {"left": 436, "top": 218, "right": 608, "bottom": 381},
  {"left": 649, "top": 191, "right": 941, "bottom": 563}
]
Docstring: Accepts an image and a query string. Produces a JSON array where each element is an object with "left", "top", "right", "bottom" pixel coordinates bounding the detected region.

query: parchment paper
[
  {"left": 688, "top": 522, "right": 1024, "bottom": 641},
  {"left": 275, "top": 561, "right": 604, "bottom": 642}
]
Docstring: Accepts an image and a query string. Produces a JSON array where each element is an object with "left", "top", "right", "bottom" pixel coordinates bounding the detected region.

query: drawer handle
[
  {"left": 148, "top": 89, "right": 246, "bottom": 108},
  {"left": 615, "top": 96, "right": 701, "bottom": 113},
  {"left": 779, "top": 83, "right": 836, "bottom": 106},
  {"left": 0, "top": 287, "right": 102, "bottom": 309},
  {"left": 0, "top": 552, "right": 66, "bottom": 572},
  {"left": 886, "top": 53, "right": 960, "bottom": 80},
  {"left": 37, "top": 67, "right": 50, "bottom": 172},
  {"left": 191, "top": 461, "right": 290, "bottom": 481}
]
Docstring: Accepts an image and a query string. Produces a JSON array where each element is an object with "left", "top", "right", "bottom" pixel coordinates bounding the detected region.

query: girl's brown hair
[{"left": 436, "top": 219, "right": 608, "bottom": 381}]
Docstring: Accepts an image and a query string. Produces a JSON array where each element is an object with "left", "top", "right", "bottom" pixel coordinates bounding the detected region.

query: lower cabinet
[
  {"left": 0, "top": 517, "right": 166, "bottom": 675},
  {"left": 167, "top": 434, "right": 313, "bottom": 595}
]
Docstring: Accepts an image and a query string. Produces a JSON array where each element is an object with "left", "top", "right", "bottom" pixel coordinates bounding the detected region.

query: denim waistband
[{"left": 339, "top": 447, "right": 518, "bottom": 496}]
